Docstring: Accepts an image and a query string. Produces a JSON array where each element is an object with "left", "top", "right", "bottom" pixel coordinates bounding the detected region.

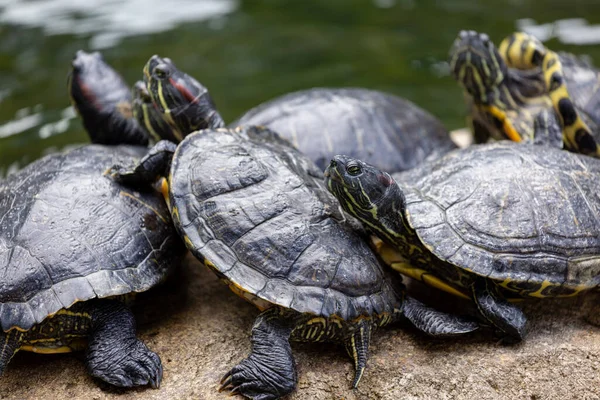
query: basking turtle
[
  {"left": 0, "top": 144, "right": 184, "bottom": 387},
  {"left": 234, "top": 88, "right": 457, "bottom": 172},
  {"left": 449, "top": 30, "right": 600, "bottom": 156},
  {"left": 326, "top": 141, "right": 600, "bottom": 342},
  {"left": 108, "top": 124, "right": 478, "bottom": 399},
  {"left": 68, "top": 50, "right": 150, "bottom": 145}
]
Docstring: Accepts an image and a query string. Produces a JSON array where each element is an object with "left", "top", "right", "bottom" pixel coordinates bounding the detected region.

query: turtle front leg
[
  {"left": 220, "top": 308, "right": 296, "bottom": 400},
  {"left": 471, "top": 278, "right": 526, "bottom": 343},
  {"left": 107, "top": 140, "right": 177, "bottom": 188},
  {"left": 84, "top": 299, "right": 163, "bottom": 388},
  {"left": 0, "top": 330, "right": 21, "bottom": 376}
]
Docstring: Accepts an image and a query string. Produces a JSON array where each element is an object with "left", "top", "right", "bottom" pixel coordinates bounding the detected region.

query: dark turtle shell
[
  {"left": 169, "top": 127, "right": 400, "bottom": 320},
  {"left": 234, "top": 88, "right": 457, "bottom": 172},
  {"left": 0, "top": 145, "right": 183, "bottom": 331},
  {"left": 402, "top": 141, "right": 600, "bottom": 292}
]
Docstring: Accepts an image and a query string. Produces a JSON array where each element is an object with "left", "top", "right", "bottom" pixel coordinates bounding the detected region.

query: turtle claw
[
  {"left": 218, "top": 358, "right": 296, "bottom": 400},
  {"left": 219, "top": 372, "right": 233, "bottom": 392},
  {"left": 88, "top": 339, "right": 163, "bottom": 389}
]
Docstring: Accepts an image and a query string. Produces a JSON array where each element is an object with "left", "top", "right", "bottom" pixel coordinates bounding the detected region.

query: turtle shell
[
  {"left": 234, "top": 88, "right": 456, "bottom": 173},
  {"left": 402, "top": 141, "right": 600, "bottom": 291},
  {"left": 169, "top": 127, "right": 400, "bottom": 321},
  {"left": 0, "top": 145, "right": 183, "bottom": 331}
]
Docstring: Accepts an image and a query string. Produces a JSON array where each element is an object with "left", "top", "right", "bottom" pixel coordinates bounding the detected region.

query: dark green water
[{"left": 1, "top": 0, "right": 600, "bottom": 175}]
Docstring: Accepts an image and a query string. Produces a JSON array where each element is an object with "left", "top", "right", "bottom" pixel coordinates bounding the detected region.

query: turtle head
[
  {"left": 69, "top": 50, "right": 131, "bottom": 114},
  {"left": 143, "top": 55, "right": 224, "bottom": 137},
  {"left": 325, "top": 155, "right": 398, "bottom": 221},
  {"left": 68, "top": 50, "right": 150, "bottom": 145},
  {"left": 449, "top": 30, "right": 508, "bottom": 103}
]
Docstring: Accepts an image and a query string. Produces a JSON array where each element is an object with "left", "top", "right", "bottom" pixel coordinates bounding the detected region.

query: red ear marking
[{"left": 378, "top": 173, "right": 393, "bottom": 187}]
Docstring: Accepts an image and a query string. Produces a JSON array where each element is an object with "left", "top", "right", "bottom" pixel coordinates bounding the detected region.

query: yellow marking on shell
[
  {"left": 54, "top": 310, "right": 91, "bottom": 319},
  {"left": 171, "top": 206, "right": 180, "bottom": 223},
  {"left": 392, "top": 262, "right": 470, "bottom": 300},
  {"left": 226, "top": 280, "right": 271, "bottom": 311},
  {"left": 183, "top": 235, "right": 194, "bottom": 250},
  {"left": 20, "top": 345, "right": 72, "bottom": 354},
  {"left": 119, "top": 191, "right": 168, "bottom": 223}
]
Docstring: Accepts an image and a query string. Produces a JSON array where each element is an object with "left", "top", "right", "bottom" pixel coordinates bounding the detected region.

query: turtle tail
[
  {"left": 0, "top": 330, "right": 21, "bottom": 375},
  {"left": 345, "top": 319, "right": 373, "bottom": 389}
]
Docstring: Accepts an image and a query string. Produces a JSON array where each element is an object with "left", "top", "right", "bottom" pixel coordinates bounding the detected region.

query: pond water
[{"left": 1, "top": 0, "right": 600, "bottom": 175}]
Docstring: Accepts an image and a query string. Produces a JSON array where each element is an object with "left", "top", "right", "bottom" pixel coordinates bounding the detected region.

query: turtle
[
  {"left": 68, "top": 50, "right": 151, "bottom": 145},
  {"left": 325, "top": 140, "right": 600, "bottom": 343},
  {"left": 448, "top": 30, "right": 600, "bottom": 156},
  {"left": 233, "top": 88, "right": 458, "bottom": 172},
  {"left": 108, "top": 124, "right": 478, "bottom": 398},
  {"left": 0, "top": 143, "right": 185, "bottom": 387}
]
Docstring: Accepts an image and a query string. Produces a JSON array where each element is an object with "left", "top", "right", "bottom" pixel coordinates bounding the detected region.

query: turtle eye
[
  {"left": 346, "top": 163, "right": 362, "bottom": 176},
  {"left": 153, "top": 64, "right": 170, "bottom": 79}
]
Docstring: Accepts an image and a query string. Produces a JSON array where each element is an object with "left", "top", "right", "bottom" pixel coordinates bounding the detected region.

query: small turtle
[
  {"left": 68, "top": 50, "right": 150, "bottom": 145},
  {"left": 108, "top": 124, "right": 477, "bottom": 400},
  {"left": 449, "top": 30, "right": 600, "bottom": 156},
  {"left": 325, "top": 141, "right": 600, "bottom": 342},
  {"left": 0, "top": 144, "right": 184, "bottom": 387},
  {"left": 234, "top": 88, "right": 457, "bottom": 172}
]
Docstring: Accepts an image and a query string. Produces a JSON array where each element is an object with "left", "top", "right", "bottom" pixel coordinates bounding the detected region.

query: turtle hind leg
[
  {"left": 84, "top": 299, "right": 162, "bottom": 388},
  {"left": 220, "top": 308, "right": 297, "bottom": 400},
  {"left": 401, "top": 296, "right": 479, "bottom": 336},
  {"left": 0, "top": 330, "right": 21, "bottom": 375},
  {"left": 107, "top": 140, "right": 177, "bottom": 188},
  {"left": 472, "top": 278, "right": 526, "bottom": 343}
]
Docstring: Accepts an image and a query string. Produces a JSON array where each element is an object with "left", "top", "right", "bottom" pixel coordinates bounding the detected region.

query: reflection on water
[
  {"left": 0, "top": 0, "right": 237, "bottom": 48},
  {"left": 519, "top": 17, "right": 600, "bottom": 45},
  {"left": 0, "top": 0, "right": 599, "bottom": 176}
]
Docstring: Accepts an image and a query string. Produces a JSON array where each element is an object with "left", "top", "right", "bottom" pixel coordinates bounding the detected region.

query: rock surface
[{"left": 1, "top": 255, "right": 600, "bottom": 400}]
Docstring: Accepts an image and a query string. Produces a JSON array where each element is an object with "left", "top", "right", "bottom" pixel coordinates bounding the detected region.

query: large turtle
[
  {"left": 449, "top": 30, "right": 600, "bottom": 156},
  {"left": 325, "top": 141, "right": 600, "bottom": 343},
  {"left": 234, "top": 88, "right": 457, "bottom": 172},
  {"left": 0, "top": 51, "right": 185, "bottom": 388},
  {"left": 108, "top": 55, "right": 478, "bottom": 399},
  {"left": 0, "top": 143, "right": 184, "bottom": 387},
  {"left": 108, "top": 125, "right": 477, "bottom": 400}
]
